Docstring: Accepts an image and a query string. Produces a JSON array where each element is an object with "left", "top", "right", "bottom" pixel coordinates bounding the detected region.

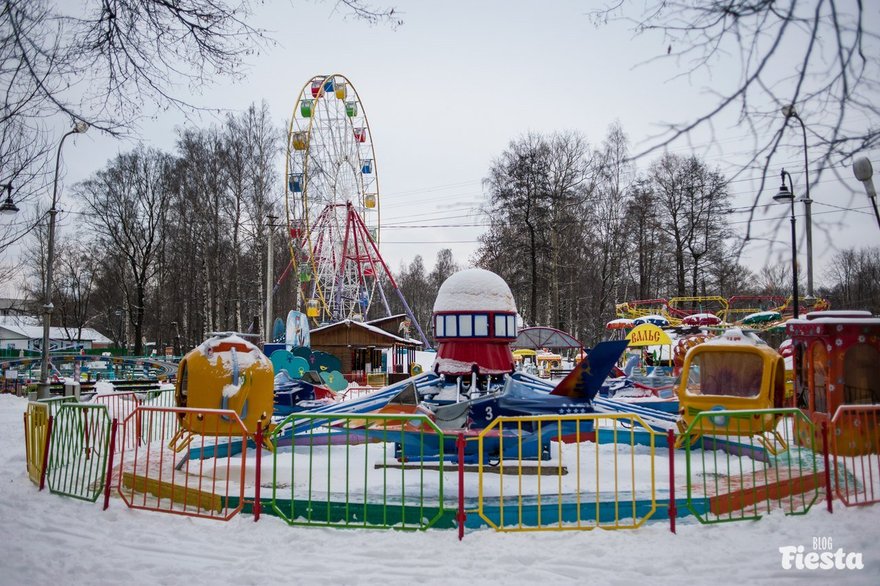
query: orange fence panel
[
  {"left": 830, "top": 405, "right": 880, "bottom": 507},
  {"left": 116, "top": 406, "right": 250, "bottom": 521}
]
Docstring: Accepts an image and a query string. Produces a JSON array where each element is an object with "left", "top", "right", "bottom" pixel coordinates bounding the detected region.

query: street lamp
[
  {"left": 781, "top": 105, "right": 814, "bottom": 299},
  {"left": 171, "top": 320, "right": 181, "bottom": 356},
  {"left": 37, "top": 120, "right": 89, "bottom": 400},
  {"left": 0, "top": 184, "right": 18, "bottom": 215},
  {"left": 774, "top": 169, "right": 800, "bottom": 321},
  {"left": 852, "top": 157, "right": 880, "bottom": 230}
]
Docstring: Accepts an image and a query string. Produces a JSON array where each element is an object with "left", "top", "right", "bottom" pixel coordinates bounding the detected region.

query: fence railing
[
  {"left": 21, "top": 399, "right": 880, "bottom": 534},
  {"left": 830, "top": 405, "right": 880, "bottom": 507},
  {"left": 474, "top": 413, "right": 661, "bottom": 532},
  {"left": 268, "top": 412, "right": 448, "bottom": 530},
  {"left": 45, "top": 403, "right": 115, "bottom": 502},
  {"left": 339, "top": 385, "right": 384, "bottom": 402},
  {"left": 116, "top": 406, "right": 249, "bottom": 521},
  {"left": 682, "top": 408, "right": 822, "bottom": 523},
  {"left": 24, "top": 402, "right": 51, "bottom": 486}
]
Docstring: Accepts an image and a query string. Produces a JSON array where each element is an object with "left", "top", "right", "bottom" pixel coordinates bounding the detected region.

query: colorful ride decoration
[
  {"left": 432, "top": 268, "right": 517, "bottom": 376},
  {"left": 789, "top": 310, "right": 880, "bottom": 455},
  {"left": 614, "top": 299, "right": 668, "bottom": 320},
  {"left": 665, "top": 296, "right": 729, "bottom": 325},
  {"left": 632, "top": 314, "right": 669, "bottom": 328},
  {"left": 625, "top": 323, "right": 672, "bottom": 348},
  {"left": 681, "top": 313, "right": 721, "bottom": 327},
  {"left": 512, "top": 348, "right": 537, "bottom": 364},
  {"left": 726, "top": 295, "right": 786, "bottom": 322},
  {"left": 605, "top": 318, "right": 634, "bottom": 330},
  {"left": 269, "top": 346, "right": 347, "bottom": 392},
  {"left": 624, "top": 323, "right": 673, "bottom": 374},
  {"left": 674, "top": 329, "right": 787, "bottom": 453},
  {"left": 174, "top": 334, "right": 274, "bottom": 440},
  {"left": 285, "top": 310, "right": 310, "bottom": 348},
  {"left": 283, "top": 74, "right": 429, "bottom": 349},
  {"left": 672, "top": 333, "right": 712, "bottom": 374},
  {"left": 615, "top": 294, "right": 830, "bottom": 327},
  {"left": 740, "top": 310, "right": 782, "bottom": 326}
]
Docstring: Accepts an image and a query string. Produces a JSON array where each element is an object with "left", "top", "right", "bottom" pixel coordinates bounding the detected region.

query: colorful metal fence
[
  {"left": 116, "top": 406, "right": 248, "bottom": 520},
  {"left": 38, "top": 395, "right": 77, "bottom": 418},
  {"left": 268, "top": 412, "right": 448, "bottom": 530},
  {"left": 45, "top": 403, "right": 114, "bottom": 502},
  {"left": 474, "top": 413, "right": 661, "bottom": 532},
  {"left": 683, "top": 408, "right": 822, "bottom": 523},
  {"left": 830, "top": 405, "right": 880, "bottom": 506},
  {"left": 24, "top": 402, "right": 51, "bottom": 486}
]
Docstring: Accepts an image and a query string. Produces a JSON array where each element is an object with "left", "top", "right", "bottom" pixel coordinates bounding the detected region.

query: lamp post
[
  {"left": 38, "top": 120, "right": 89, "bottom": 400},
  {"left": 265, "top": 214, "right": 278, "bottom": 343},
  {"left": 171, "top": 321, "right": 181, "bottom": 356},
  {"left": 782, "top": 105, "right": 814, "bottom": 299},
  {"left": 853, "top": 157, "right": 880, "bottom": 230},
  {"left": 775, "top": 169, "right": 799, "bottom": 321},
  {"left": 0, "top": 184, "right": 18, "bottom": 215}
]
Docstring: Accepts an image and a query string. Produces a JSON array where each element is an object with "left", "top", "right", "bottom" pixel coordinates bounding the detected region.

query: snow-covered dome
[{"left": 433, "top": 268, "right": 516, "bottom": 313}]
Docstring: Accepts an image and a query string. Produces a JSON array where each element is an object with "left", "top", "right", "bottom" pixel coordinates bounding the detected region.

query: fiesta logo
[{"left": 779, "top": 539, "right": 864, "bottom": 571}]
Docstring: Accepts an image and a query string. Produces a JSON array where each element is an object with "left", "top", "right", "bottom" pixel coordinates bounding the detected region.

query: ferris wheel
[
  {"left": 285, "top": 73, "right": 380, "bottom": 323},
  {"left": 284, "top": 74, "right": 428, "bottom": 347}
]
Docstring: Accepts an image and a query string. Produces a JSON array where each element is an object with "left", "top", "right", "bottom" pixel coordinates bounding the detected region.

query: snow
[
  {"left": 93, "top": 380, "right": 116, "bottom": 396},
  {"left": 432, "top": 356, "right": 511, "bottom": 375},
  {"left": 433, "top": 268, "right": 517, "bottom": 313},
  {"left": 3, "top": 392, "right": 879, "bottom": 584},
  {"left": 704, "top": 327, "right": 765, "bottom": 346},
  {"left": 312, "top": 319, "right": 422, "bottom": 345}
]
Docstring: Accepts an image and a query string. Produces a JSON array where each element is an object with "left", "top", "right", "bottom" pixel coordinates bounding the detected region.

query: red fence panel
[
  {"left": 116, "top": 406, "right": 249, "bottom": 521},
  {"left": 831, "top": 405, "right": 880, "bottom": 507},
  {"left": 93, "top": 392, "right": 142, "bottom": 452}
]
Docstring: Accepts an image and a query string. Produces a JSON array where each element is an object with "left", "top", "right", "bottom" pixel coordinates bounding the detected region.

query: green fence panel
[
  {"left": 268, "top": 412, "right": 447, "bottom": 531},
  {"left": 683, "top": 408, "right": 821, "bottom": 524},
  {"left": 38, "top": 396, "right": 78, "bottom": 418},
  {"left": 46, "top": 403, "right": 112, "bottom": 502}
]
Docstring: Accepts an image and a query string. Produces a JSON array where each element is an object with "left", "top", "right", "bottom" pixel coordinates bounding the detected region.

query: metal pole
[
  {"left": 265, "top": 215, "right": 276, "bottom": 343},
  {"left": 788, "top": 174, "right": 800, "bottom": 320},
  {"left": 667, "top": 428, "right": 676, "bottom": 534},
  {"left": 792, "top": 114, "right": 814, "bottom": 298},
  {"left": 38, "top": 128, "right": 77, "bottom": 400}
]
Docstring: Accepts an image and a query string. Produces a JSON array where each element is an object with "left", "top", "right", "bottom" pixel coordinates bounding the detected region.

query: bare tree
[
  {"left": 591, "top": 1, "right": 879, "bottom": 243},
  {"left": 76, "top": 146, "right": 173, "bottom": 355},
  {"left": 0, "top": 0, "right": 398, "bottom": 208}
]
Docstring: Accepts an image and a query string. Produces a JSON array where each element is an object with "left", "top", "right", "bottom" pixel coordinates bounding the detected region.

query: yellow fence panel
[
  {"left": 24, "top": 402, "right": 50, "bottom": 485},
  {"left": 474, "top": 413, "right": 660, "bottom": 532}
]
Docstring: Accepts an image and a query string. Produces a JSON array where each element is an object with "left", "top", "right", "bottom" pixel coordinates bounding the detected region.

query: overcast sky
[{"left": 30, "top": 1, "right": 880, "bottom": 293}]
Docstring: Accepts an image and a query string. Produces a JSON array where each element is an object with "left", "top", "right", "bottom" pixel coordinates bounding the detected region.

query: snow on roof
[
  {"left": 807, "top": 310, "right": 872, "bottom": 319},
  {"left": 0, "top": 316, "right": 112, "bottom": 343},
  {"left": 433, "top": 268, "right": 516, "bottom": 313},
  {"left": 703, "top": 327, "right": 765, "bottom": 346},
  {"left": 311, "top": 319, "right": 423, "bottom": 346},
  {"left": 790, "top": 310, "right": 880, "bottom": 326},
  {"left": 685, "top": 313, "right": 718, "bottom": 320}
]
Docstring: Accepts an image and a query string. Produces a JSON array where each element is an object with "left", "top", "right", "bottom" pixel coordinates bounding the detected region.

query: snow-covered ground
[{"left": 1, "top": 393, "right": 877, "bottom": 585}]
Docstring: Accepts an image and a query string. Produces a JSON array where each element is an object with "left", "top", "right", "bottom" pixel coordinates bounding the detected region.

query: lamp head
[
  {"left": 773, "top": 170, "right": 794, "bottom": 202},
  {"left": 781, "top": 105, "right": 797, "bottom": 118},
  {"left": 0, "top": 183, "right": 18, "bottom": 215},
  {"left": 73, "top": 120, "right": 89, "bottom": 134},
  {"left": 853, "top": 157, "right": 874, "bottom": 182},
  {"left": 853, "top": 157, "right": 877, "bottom": 199}
]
